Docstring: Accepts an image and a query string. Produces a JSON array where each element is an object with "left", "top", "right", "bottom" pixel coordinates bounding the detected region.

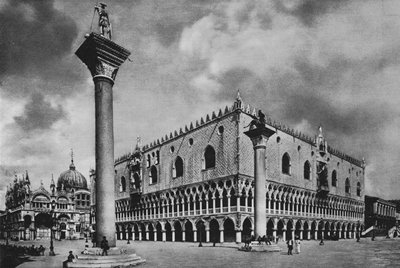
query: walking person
[
  {"left": 286, "top": 238, "right": 293, "bottom": 255},
  {"left": 295, "top": 238, "right": 301, "bottom": 254},
  {"left": 100, "top": 236, "right": 109, "bottom": 256}
]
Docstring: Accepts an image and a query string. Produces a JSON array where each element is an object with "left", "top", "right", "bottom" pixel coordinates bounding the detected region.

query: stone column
[
  {"left": 220, "top": 229, "right": 224, "bottom": 243},
  {"left": 193, "top": 231, "right": 197, "bottom": 242},
  {"left": 162, "top": 231, "right": 166, "bottom": 242},
  {"left": 172, "top": 230, "right": 175, "bottom": 242},
  {"left": 182, "top": 231, "right": 186, "bottom": 242},
  {"left": 244, "top": 127, "right": 275, "bottom": 238},
  {"left": 154, "top": 231, "right": 157, "bottom": 241},
  {"left": 206, "top": 228, "right": 210, "bottom": 242},
  {"left": 236, "top": 230, "right": 242, "bottom": 243},
  {"left": 76, "top": 33, "right": 130, "bottom": 248}
]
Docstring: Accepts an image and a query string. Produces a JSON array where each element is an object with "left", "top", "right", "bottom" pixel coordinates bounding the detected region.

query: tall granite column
[
  {"left": 244, "top": 127, "right": 275, "bottom": 238},
  {"left": 76, "top": 33, "right": 130, "bottom": 247}
]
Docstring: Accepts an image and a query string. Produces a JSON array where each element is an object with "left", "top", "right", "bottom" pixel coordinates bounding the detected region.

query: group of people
[
  {"left": 0, "top": 243, "right": 46, "bottom": 256},
  {"left": 286, "top": 237, "right": 301, "bottom": 255}
]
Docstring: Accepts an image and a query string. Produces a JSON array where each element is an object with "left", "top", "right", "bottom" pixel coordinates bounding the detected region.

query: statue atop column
[
  {"left": 95, "top": 3, "right": 112, "bottom": 39},
  {"left": 246, "top": 110, "right": 267, "bottom": 130}
]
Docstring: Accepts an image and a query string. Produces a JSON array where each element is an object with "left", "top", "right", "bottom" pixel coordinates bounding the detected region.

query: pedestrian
[
  {"left": 286, "top": 239, "right": 293, "bottom": 255},
  {"left": 295, "top": 239, "right": 301, "bottom": 254},
  {"left": 319, "top": 239, "right": 324, "bottom": 245},
  {"left": 100, "top": 236, "right": 109, "bottom": 256}
]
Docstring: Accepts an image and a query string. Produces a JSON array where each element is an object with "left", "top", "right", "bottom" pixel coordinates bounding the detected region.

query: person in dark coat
[{"left": 100, "top": 236, "right": 109, "bottom": 256}]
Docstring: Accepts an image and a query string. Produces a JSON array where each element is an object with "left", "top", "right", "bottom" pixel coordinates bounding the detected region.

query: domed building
[{"left": 0, "top": 157, "right": 91, "bottom": 241}]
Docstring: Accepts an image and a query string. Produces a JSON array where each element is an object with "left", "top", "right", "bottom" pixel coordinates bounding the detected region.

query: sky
[{"left": 1, "top": 0, "right": 400, "bottom": 209}]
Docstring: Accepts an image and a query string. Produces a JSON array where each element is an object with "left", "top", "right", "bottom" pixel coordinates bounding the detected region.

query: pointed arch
[
  {"left": 282, "top": 152, "right": 291, "bottom": 175},
  {"left": 303, "top": 161, "right": 311, "bottom": 180},
  {"left": 203, "top": 145, "right": 216, "bottom": 169}
]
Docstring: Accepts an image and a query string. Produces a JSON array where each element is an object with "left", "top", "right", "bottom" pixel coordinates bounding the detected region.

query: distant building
[
  {"left": 364, "top": 195, "right": 396, "bottom": 231},
  {"left": 0, "top": 159, "right": 91, "bottom": 241},
  {"left": 91, "top": 94, "right": 365, "bottom": 243}
]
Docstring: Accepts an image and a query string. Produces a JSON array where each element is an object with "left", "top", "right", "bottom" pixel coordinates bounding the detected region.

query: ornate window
[
  {"left": 356, "top": 182, "right": 361, "bottom": 196},
  {"left": 345, "top": 178, "right": 350, "bottom": 194},
  {"left": 332, "top": 170, "right": 337, "bottom": 187},
  {"left": 120, "top": 176, "right": 126, "bottom": 192},
  {"left": 303, "top": 161, "right": 311, "bottom": 180},
  {"left": 150, "top": 166, "right": 158, "bottom": 184},
  {"left": 282, "top": 153, "right": 291, "bottom": 175},
  {"left": 146, "top": 155, "right": 151, "bottom": 168},
  {"left": 203, "top": 146, "right": 216, "bottom": 169},
  {"left": 173, "top": 156, "right": 184, "bottom": 178}
]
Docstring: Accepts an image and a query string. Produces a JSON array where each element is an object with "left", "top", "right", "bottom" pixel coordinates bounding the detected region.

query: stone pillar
[
  {"left": 244, "top": 127, "right": 275, "bottom": 238},
  {"left": 145, "top": 231, "right": 149, "bottom": 240},
  {"left": 172, "top": 230, "right": 175, "bottom": 242},
  {"left": 193, "top": 231, "right": 197, "bottom": 242},
  {"left": 206, "top": 229, "right": 210, "bottom": 242},
  {"left": 139, "top": 232, "right": 142, "bottom": 241},
  {"left": 273, "top": 229, "right": 277, "bottom": 242},
  {"left": 314, "top": 230, "right": 317, "bottom": 240},
  {"left": 76, "top": 33, "right": 130, "bottom": 248},
  {"left": 299, "top": 230, "right": 303, "bottom": 240},
  {"left": 236, "top": 230, "right": 242, "bottom": 243},
  {"left": 154, "top": 231, "right": 157, "bottom": 241},
  {"left": 182, "top": 231, "right": 186, "bottom": 242},
  {"left": 282, "top": 229, "right": 286, "bottom": 241},
  {"left": 162, "top": 231, "right": 166, "bottom": 242},
  {"left": 220, "top": 229, "right": 224, "bottom": 243}
]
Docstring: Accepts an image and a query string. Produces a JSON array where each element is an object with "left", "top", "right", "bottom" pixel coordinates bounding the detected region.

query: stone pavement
[{"left": 2, "top": 237, "right": 399, "bottom": 268}]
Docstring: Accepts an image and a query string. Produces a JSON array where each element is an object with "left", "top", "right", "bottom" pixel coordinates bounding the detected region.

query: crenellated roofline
[{"left": 115, "top": 94, "right": 364, "bottom": 168}]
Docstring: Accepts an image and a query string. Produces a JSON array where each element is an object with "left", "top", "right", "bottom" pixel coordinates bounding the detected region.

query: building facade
[
  {"left": 0, "top": 159, "right": 91, "bottom": 241},
  {"left": 364, "top": 195, "right": 396, "bottom": 232},
  {"left": 92, "top": 94, "right": 365, "bottom": 243}
]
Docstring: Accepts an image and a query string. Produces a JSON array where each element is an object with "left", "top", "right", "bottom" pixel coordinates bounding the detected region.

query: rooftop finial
[
  {"left": 236, "top": 89, "right": 242, "bottom": 102},
  {"left": 135, "top": 136, "right": 142, "bottom": 150},
  {"left": 70, "top": 149, "right": 76, "bottom": 170}
]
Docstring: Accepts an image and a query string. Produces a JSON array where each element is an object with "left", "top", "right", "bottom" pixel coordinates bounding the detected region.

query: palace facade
[
  {"left": 0, "top": 159, "right": 91, "bottom": 241},
  {"left": 91, "top": 93, "right": 365, "bottom": 243}
]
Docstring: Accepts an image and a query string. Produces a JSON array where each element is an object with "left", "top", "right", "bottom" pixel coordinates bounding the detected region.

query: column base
[
  {"left": 66, "top": 248, "right": 145, "bottom": 268},
  {"left": 238, "top": 242, "right": 281, "bottom": 252}
]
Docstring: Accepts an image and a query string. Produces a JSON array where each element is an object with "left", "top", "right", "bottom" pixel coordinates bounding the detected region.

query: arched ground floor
[{"left": 116, "top": 214, "right": 364, "bottom": 243}]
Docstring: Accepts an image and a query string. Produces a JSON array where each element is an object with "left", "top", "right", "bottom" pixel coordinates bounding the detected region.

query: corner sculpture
[{"left": 245, "top": 110, "right": 267, "bottom": 130}]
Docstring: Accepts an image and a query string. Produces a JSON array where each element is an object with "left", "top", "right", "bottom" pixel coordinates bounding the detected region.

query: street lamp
[{"left": 49, "top": 201, "right": 56, "bottom": 256}]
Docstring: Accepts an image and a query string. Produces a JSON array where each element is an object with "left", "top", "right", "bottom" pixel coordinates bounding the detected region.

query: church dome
[{"left": 57, "top": 160, "right": 88, "bottom": 191}]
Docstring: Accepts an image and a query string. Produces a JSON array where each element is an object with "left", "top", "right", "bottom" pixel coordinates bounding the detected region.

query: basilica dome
[{"left": 57, "top": 160, "right": 88, "bottom": 191}]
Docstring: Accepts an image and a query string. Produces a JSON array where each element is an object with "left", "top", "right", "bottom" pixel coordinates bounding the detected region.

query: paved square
[{"left": 8, "top": 237, "right": 400, "bottom": 268}]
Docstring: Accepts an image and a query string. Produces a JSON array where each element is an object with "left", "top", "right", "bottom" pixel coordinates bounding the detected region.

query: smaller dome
[{"left": 57, "top": 160, "right": 88, "bottom": 192}]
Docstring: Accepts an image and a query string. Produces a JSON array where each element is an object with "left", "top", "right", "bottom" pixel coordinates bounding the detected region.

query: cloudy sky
[{"left": 1, "top": 0, "right": 400, "bottom": 209}]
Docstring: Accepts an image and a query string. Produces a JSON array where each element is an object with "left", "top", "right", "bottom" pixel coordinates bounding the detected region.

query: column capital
[
  {"left": 244, "top": 127, "right": 276, "bottom": 148},
  {"left": 76, "top": 32, "right": 131, "bottom": 83}
]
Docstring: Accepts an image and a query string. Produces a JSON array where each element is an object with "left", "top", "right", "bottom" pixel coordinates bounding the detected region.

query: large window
[
  {"left": 356, "top": 182, "right": 361, "bottom": 196},
  {"left": 303, "top": 161, "right": 311, "bottom": 180},
  {"left": 345, "top": 178, "right": 350, "bottom": 194},
  {"left": 120, "top": 176, "right": 126, "bottom": 192},
  {"left": 173, "top": 156, "right": 184, "bottom": 178},
  {"left": 332, "top": 170, "right": 337, "bottom": 187},
  {"left": 150, "top": 166, "right": 158, "bottom": 184},
  {"left": 203, "top": 146, "right": 216, "bottom": 169},
  {"left": 282, "top": 153, "right": 291, "bottom": 175}
]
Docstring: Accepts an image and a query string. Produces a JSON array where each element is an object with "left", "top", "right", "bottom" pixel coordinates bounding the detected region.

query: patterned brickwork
[{"left": 113, "top": 98, "right": 365, "bottom": 203}]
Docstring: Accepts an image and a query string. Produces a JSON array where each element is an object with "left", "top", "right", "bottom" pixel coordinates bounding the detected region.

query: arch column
[
  {"left": 299, "top": 229, "right": 303, "bottom": 240},
  {"left": 282, "top": 228, "right": 287, "bottom": 242},
  {"left": 162, "top": 230, "right": 166, "bottom": 242},
  {"left": 182, "top": 231, "right": 186, "bottom": 242},
  {"left": 205, "top": 228, "right": 210, "bottom": 242},
  {"left": 272, "top": 229, "right": 277, "bottom": 242},
  {"left": 145, "top": 230, "right": 149, "bottom": 240},
  {"left": 236, "top": 229, "right": 242, "bottom": 243},
  {"left": 153, "top": 230, "right": 157, "bottom": 241},
  {"left": 172, "top": 230, "right": 175, "bottom": 242},
  {"left": 220, "top": 228, "right": 224, "bottom": 243},
  {"left": 139, "top": 231, "right": 142, "bottom": 241}
]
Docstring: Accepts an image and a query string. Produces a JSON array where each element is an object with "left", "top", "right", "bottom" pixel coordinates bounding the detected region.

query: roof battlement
[{"left": 115, "top": 95, "right": 364, "bottom": 168}]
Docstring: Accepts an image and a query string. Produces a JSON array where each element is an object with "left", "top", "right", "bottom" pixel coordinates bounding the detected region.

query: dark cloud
[
  {"left": 274, "top": 0, "right": 349, "bottom": 26},
  {"left": 0, "top": 0, "right": 82, "bottom": 97},
  {"left": 14, "top": 92, "right": 66, "bottom": 131}
]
